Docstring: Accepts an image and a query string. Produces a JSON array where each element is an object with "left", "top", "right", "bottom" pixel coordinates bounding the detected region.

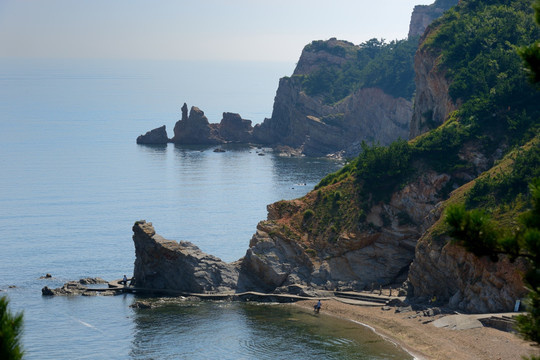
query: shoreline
[{"left": 293, "top": 299, "right": 538, "bottom": 360}]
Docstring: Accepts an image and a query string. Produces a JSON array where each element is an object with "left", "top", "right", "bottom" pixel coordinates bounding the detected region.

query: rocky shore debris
[
  {"left": 41, "top": 277, "right": 114, "bottom": 296},
  {"left": 39, "top": 273, "right": 53, "bottom": 279},
  {"left": 130, "top": 301, "right": 153, "bottom": 309}
]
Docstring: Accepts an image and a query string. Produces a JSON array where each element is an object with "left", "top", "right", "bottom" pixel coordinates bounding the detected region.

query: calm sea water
[{"left": 0, "top": 58, "right": 413, "bottom": 359}]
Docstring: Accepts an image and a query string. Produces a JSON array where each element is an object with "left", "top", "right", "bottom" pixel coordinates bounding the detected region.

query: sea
[{"left": 0, "top": 58, "right": 413, "bottom": 359}]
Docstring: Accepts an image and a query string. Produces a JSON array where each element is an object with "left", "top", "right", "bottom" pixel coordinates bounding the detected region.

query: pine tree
[{"left": 0, "top": 296, "right": 24, "bottom": 360}]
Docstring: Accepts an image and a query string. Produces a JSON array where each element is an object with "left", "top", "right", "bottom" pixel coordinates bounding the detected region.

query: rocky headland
[{"left": 137, "top": 0, "right": 458, "bottom": 157}]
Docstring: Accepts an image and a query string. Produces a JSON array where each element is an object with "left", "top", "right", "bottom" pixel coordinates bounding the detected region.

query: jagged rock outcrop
[
  {"left": 137, "top": 104, "right": 255, "bottom": 146},
  {"left": 408, "top": 0, "right": 458, "bottom": 38},
  {"left": 171, "top": 104, "right": 224, "bottom": 145},
  {"left": 132, "top": 220, "right": 242, "bottom": 293},
  {"left": 218, "top": 112, "right": 253, "bottom": 143},
  {"left": 136, "top": 125, "right": 169, "bottom": 145},
  {"left": 41, "top": 279, "right": 116, "bottom": 296},
  {"left": 241, "top": 171, "right": 451, "bottom": 292}
]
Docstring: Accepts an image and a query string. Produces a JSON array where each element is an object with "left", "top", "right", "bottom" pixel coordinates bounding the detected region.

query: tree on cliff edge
[{"left": 0, "top": 296, "right": 24, "bottom": 360}]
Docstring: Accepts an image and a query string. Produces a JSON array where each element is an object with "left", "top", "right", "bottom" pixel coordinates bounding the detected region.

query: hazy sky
[{"left": 0, "top": 0, "right": 434, "bottom": 62}]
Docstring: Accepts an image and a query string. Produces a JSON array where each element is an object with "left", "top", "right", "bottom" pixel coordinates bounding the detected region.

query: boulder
[
  {"left": 136, "top": 125, "right": 169, "bottom": 145},
  {"left": 132, "top": 220, "right": 242, "bottom": 293},
  {"left": 42, "top": 281, "right": 88, "bottom": 296}
]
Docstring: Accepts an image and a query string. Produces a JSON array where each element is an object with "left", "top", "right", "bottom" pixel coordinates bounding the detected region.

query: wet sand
[{"left": 294, "top": 299, "right": 539, "bottom": 360}]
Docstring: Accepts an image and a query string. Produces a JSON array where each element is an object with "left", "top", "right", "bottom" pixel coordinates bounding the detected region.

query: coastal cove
[{"left": 0, "top": 59, "right": 415, "bottom": 359}]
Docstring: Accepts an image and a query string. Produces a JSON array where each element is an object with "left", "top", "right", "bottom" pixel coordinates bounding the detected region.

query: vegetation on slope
[
  {"left": 298, "top": 37, "right": 419, "bottom": 104},
  {"left": 444, "top": 0, "right": 540, "bottom": 355},
  {"left": 270, "top": 0, "right": 540, "bottom": 272}
]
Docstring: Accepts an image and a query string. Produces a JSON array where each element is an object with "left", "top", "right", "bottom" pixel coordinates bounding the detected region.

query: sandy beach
[{"left": 294, "top": 299, "right": 539, "bottom": 360}]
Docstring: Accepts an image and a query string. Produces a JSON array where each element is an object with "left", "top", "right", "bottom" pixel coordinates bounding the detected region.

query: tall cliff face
[
  {"left": 408, "top": 32, "right": 459, "bottom": 139},
  {"left": 253, "top": 77, "right": 411, "bottom": 157}
]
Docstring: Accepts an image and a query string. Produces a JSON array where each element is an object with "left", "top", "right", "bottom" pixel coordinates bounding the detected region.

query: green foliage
[
  {"left": 466, "top": 142, "right": 540, "bottom": 208},
  {"left": 411, "top": 117, "right": 471, "bottom": 172},
  {"left": 423, "top": 0, "right": 540, "bottom": 142},
  {"left": 301, "top": 37, "right": 418, "bottom": 104},
  {"left": 0, "top": 296, "right": 24, "bottom": 360},
  {"left": 356, "top": 140, "right": 414, "bottom": 201},
  {"left": 447, "top": 179, "right": 540, "bottom": 345},
  {"left": 520, "top": 0, "right": 540, "bottom": 83},
  {"left": 445, "top": 204, "right": 500, "bottom": 260},
  {"left": 302, "top": 209, "right": 315, "bottom": 222}
]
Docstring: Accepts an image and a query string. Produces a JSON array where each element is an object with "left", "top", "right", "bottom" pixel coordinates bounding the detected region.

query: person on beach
[{"left": 314, "top": 300, "right": 322, "bottom": 313}]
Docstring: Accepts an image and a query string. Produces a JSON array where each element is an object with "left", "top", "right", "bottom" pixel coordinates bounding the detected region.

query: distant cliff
[
  {"left": 408, "top": 0, "right": 458, "bottom": 38},
  {"left": 252, "top": 38, "right": 414, "bottom": 157},
  {"left": 137, "top": 0, "right": 457, "bottom": 157}
]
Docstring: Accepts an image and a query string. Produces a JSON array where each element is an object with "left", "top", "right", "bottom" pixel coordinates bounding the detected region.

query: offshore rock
[
  {"left": 132, "top": 220, "right": 245, "bottom": 293},
  {"left": 136, "top": 125, "right": 169, "bottom": 145},
  {"left": 218, "top": 112, "right": 253, "bottom": 143},
  {"left": 171, "top": 104, "right": 224, "bottom": 145}
]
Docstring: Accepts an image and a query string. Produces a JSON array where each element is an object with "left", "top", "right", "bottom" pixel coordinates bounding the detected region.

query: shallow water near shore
[{"left": 0, "top": 58, "right": 412, "bottom": 359}]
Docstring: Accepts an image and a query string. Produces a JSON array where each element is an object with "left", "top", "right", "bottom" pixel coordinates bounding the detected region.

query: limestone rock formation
[
  {"left": 136, "top": 125, "right": 169, "bottom": 145},
  {"left": 132, "top": 220, "right": 242, "bottom": 293}
]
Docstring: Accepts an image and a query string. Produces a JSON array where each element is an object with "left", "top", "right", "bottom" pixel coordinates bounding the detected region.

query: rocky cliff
[
  {"left": 253, "top": 75, "right": 412, "bottom": 157},
  {"left": 408, "top": 0, "right": 458, "bottom": 38},
  {"left": 252, "top": 38, "right": 413, "bottom": 157},
  {"left": 408, "top": 30, "right": 459, "bottom": 139}
]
